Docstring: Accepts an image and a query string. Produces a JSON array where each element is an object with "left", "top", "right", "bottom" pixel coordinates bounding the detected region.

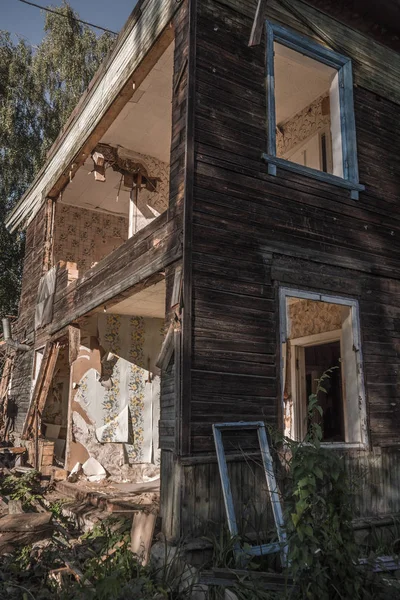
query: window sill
[
  {"left": 286, "top": 441, "right": 368, "bottom": 450},
  {"left": 261, "top": 153, "right": 365, "bottom": 200},
  {"left": 320, "top": 442, "right": 368, "bottom": 450}
]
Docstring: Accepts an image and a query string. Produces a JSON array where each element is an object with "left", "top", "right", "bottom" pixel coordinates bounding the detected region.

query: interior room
[
  {"left": 282, "top": 295, "right": 363, "bottom": 444},
  {"left": 52, "top": 42, "right": 174, "bottom": 277},
  {"left": 274, "top": 43, "right": 342, "bottom": 176},
  {"left": 67, "top": 280, "right": 166, "bottom": 475}
]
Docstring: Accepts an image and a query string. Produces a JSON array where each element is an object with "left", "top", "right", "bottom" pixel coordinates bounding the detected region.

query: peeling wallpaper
[{"left": 72, "top": 315, "right": 163, "bottom": 469}]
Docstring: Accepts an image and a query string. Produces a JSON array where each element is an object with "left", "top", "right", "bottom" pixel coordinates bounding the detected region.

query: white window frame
[
  {"left": 279, "top": 287, "right": 368, "bottom": 449},
  {"left": 263, "top": 22, "right": 365, "bottom": 200}
]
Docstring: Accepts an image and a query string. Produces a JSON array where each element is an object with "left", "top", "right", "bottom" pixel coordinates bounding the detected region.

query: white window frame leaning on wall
[
  {"left": 279, "top": 287, "right": 368, "bottom": 449},
  {"left": 262, "top": 21, "right": 365, "bottom": 200}
]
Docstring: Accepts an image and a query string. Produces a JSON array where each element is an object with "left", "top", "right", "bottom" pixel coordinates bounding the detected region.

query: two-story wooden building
[{"left": 3, "top": 0, "right": 400, "bottom": 540}]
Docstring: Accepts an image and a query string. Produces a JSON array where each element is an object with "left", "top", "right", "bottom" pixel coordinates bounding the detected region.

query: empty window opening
[
  {"left": 280, "top": 290, "right": 367, "bottom": 446},
  {"left": 264, "top": 23, "right": 363, "bottom": 197},
  {"left": 274, "top": 43, "right": 339, "bottom": 176}
]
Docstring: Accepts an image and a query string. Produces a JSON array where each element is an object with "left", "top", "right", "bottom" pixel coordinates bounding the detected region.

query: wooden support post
[
  {"left": 34, "top": 407, "right": 39, "bottom": 471},
  {"left": 128, "top": 172, "right": 142, "bottom": 239}
]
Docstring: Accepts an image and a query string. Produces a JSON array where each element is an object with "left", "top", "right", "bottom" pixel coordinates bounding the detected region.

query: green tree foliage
[{"left": 0, "top": 2, "right": 114, "bottom": 318}]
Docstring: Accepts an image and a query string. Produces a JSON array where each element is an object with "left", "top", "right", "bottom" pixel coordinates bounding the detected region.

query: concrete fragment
[
  {"left": 68, "top": 461, "right": 82, "bottom": 482},
  {"left": 82, "top": 457, "right": 106, "bottom": 482}
]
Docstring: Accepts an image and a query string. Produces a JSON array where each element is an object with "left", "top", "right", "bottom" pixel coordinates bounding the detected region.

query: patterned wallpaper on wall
[
  {"left": 277, "top": 93, "right": 330, "bottom": 158},
  {"left": 74, "top": 314, "right": 164, "bottom": 465},
  {"left": 53, "top": 205, "right": 128, "bottom": 274},
  {"left": 288, "top": 299, "right": 343, "bottom": 339},
  {"left": 53, "top": 151, "right": 170, "bottom": 273}
]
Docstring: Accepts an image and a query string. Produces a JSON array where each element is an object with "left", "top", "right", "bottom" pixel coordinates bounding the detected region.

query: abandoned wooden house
[{"left": 2, "top": 0, "right": 400, "bottom": 542}]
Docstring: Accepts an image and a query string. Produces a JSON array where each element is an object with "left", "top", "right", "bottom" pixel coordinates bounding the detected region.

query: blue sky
[{"left": 1, "top": 0, "right": 137, "bottom": 46}]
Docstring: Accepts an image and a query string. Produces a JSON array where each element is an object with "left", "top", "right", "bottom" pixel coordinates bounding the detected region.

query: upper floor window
[{"left": 263, "top": 22, "right": 364, "bottom": 199}]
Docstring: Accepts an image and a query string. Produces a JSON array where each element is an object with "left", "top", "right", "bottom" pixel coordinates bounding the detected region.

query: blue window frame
[{"left": 262, "top": 21, "right": 364, "bottom": 199}]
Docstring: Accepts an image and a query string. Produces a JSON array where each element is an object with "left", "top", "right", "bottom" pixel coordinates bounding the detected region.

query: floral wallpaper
[
  {"left": 53, "top": 205, "right": 128, "bottom": 274},
  {"left": 101, "top": 315, "right": 122, "bottom": 442},
  {"left": 288, "top": 299, "right": 343, "bottom": 339},
  {"left": 277, "top": 93, "right": 331, "bottom": 158},
  {"left": 128, "top": 317, "right": 146, "bottom": 462},
  {"left": 74, "top": 314, "right": 163, "bottom": 465}
]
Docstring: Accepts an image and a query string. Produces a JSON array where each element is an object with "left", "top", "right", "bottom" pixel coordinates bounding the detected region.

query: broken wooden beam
[
  {"left": 0, "top": 512, "right": 53, "bottom": 554},
  {"left": 131, "top": 507, "right": 158, "bottom": 566},
  {"left": 155, "top": 322, "right": 175, "bottom": 371},
  {"left": 249, "top": 0, "right": 268, "bottom": 47}
]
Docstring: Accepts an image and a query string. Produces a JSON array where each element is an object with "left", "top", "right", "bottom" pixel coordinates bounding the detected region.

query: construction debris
[
  {"left": 82, "top": 456, "right": 106, "bottom": 482},
  {"left": 0, "top": 512, "right": 53, "bottom": 554}
]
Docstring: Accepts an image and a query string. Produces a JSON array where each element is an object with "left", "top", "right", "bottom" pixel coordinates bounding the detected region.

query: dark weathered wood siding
[
  {"left": 170, "top": 0, "right": 400, "bottom": 535},
  {"left": 160, "top": 0, "right": 191, "bottom": 539},
  {"left": 10, "top": 203, "right": 51, "bottom": 436},
  {"left": 188, "top": 0, "right": 400, "bottom": 451}
]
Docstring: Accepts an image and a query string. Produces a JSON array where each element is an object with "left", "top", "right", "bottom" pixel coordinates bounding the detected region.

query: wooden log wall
[{"left": 172, "top": 0, "right": 400, "bottom": 536}]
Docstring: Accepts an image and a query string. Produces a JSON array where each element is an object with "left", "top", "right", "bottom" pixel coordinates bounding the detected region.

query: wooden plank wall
[
  {"left": 46, "top": 211, "right": 182, "bottom": 337},
  {"left": 9, "top": 203, "right": 50, "bottom": 437},
  {"left": 179, "top": 448, "right": 400, "bottom": 536},
  {"left": 176, "top": 0, "right": 400, "bottom": 533},
  {"left": 160, "top": 0, "right": 189, "bottom": 540}
]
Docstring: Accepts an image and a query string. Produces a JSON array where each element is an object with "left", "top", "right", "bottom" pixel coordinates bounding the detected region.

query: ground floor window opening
[{"left": 279, "top": 288, "right": 367, "bottom": 446}]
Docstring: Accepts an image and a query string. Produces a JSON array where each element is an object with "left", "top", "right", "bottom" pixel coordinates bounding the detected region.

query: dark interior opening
[{"left": 305, "top": 340, "right": 344, "bottom": 442}]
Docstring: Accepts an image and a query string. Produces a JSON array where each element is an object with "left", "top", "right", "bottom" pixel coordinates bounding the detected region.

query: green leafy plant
[
  {"left": 282, "top": 368, "right": 394, "bottom": 599},
  {"left": 0, "top": 470, "right": 41, "bottom": 509}
]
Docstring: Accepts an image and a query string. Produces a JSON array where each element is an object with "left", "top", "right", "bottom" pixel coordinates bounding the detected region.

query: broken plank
[
  {"left": 131, "top": 508, "right": 158, "bottom": 566},
  {"left": 249, "top": 0, "right": 268, "bottom": 47},
  {"left": 156, "top": 322, "right": 175, "bottom": 371},
  {"left": 21, "top": 342, "right": 60, "bottom": 440}
]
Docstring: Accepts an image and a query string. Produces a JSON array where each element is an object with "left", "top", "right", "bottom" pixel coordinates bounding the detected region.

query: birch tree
[{"left": 0, "top": 3, "right": 114, "bottom": 317}]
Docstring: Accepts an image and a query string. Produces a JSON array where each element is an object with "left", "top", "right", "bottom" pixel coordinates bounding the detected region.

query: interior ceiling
[
  {"left": 61, "top": 157, "right": 130, "bottom": 216},
  {"left": 102, "top": 42, "right": 174, "bottom": 164},
  {"left": 97, "top": 280, "right": 166, "bottom": 318},
  {"left": 60, "top": 42, "right": 174, "bottom": 216},
  {"left": 275, "top": 43, "right": 336, "bottom": 124}
]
